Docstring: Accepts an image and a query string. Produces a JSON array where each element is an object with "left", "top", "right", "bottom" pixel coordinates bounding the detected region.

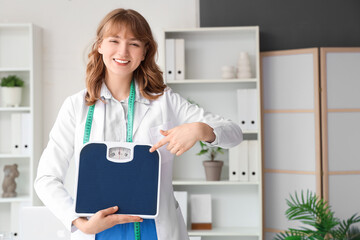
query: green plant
[
  {"left": 274, "top": 190, "right": 360, "bottom": 240},
  {"left": 196, "top": 141, "right": 224, "bottom": 161},
  {"left": 1, "top": 75, "right": 24, "bottom": 87}
]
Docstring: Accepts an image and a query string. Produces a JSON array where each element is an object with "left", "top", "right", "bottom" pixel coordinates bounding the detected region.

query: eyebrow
[{"left": 109, "top": 36, "right": 141, "bottom": 41}]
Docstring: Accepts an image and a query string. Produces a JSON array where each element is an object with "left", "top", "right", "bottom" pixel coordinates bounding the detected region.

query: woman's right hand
[{"left": 72, "top": 206, "right": 143, "bottom": 234}]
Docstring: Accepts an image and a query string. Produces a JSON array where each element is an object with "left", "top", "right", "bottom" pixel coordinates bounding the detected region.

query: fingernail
[{"left": 113, "top": 206, "right": 118, "bottom": 209}]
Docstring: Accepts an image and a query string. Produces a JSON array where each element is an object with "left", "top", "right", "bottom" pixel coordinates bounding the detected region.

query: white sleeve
[
  {"left": 34, "top": 96, "right": 79, "bottom": 231},
  {"left": 165, "top": 88, "right": 243, "bottom": 148}
]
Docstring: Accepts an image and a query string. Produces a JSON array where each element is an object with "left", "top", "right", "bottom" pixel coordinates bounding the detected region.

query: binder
[
  {"left": 236, "top": 89, "right": 248, "bottom": 130},
  {"left": 165, "top": 39, "right": 175, "bottom": 81},
  {"left": 11, "top": 113, "right": 22, "bottom": 154},
  {"left": 75, "top": 142, "right": 161, "bottom": 218},
  {"left": 248, "top": 140, "right": 259, "bottom": 182},
  {"left": 21, "top": 113, "right": 31, "bottom": 154},
  {"left": 174, "top": 191, "right": 188, "bottom": 225},
  {"left": 229, "top": 140, "right": 249, "bottom": 181},
  {"left": 247, "top": 89, "right": 258, "bottom": 131},
  {"left": 175, "top": 39, "right": 185, "bottom": 80},
  {"left": 236, "top": 89, "right": 258, "bottom": 131}
]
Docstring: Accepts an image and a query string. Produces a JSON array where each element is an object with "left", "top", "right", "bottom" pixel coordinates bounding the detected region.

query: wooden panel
[
  {"left": 264, "top": 172, "right": 317, "bottom": 230},
  {"left": 326, "top": 51, "right": 360, "bottom": 109},
  {"left": 264, "top": 113, "right": 316, "bottom": 171},
  {"left": 328, "top": 175, "right": 360, "bottom": 221},
  {"left": 328, "top": 112, "right": 360, "bottom": 171},
  {"left": 262, "top": 50, "right": 315, "bottom": 110},
  {"left": 321, "top": 48, "right": 360, "bottom": 201}
]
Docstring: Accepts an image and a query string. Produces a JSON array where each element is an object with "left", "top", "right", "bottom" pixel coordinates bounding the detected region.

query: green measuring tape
[{"left": 83, "top": 79, "right": 141, "bottom": 239}]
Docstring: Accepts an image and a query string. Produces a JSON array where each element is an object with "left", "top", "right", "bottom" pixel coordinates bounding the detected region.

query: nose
[{"left": 118, "top": 42, "right": 129, "bottom": 57}]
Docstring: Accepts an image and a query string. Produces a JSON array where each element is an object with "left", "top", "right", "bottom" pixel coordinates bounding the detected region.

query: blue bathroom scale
[{"left": 75, "top": 142, "right": 161, "bottom": 218}]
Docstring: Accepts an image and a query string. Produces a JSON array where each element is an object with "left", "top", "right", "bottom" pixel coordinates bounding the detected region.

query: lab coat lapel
[
  {"left": 92, "top": 100, "right": 105, "bottom": 141},
  {"left": 133, "top": 101, "right": 149, "bottom": 137}
]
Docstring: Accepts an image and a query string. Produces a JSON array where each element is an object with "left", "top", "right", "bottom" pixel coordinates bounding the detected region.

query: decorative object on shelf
[
  {"left": 237, "top": 52, "right": 251, "bottom": 79},
  {"left": 0, "top": 75, "right": 24, "bottom": 107},
  {"left": 2, "top": 164, "right": 19, "bottom": 198},
  {"left": 274, "top": 190, "right": 360, "bottom": 240},
  {"left": 221, "top": 65, "right": 235, "bottom": 79},
  {"left": 197, "top": 141, "right": 224, "bottom": 181},
  {"left": 190, "top": 194, "right": 212, "bottom": 230}
]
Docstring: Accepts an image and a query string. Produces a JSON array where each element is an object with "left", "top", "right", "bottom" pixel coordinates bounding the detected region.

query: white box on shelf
[
  {"left": 190, "top": 194, "right": 212, "bottom": 230},
  {"left": 174, "top": 191, "right": 188, "bottom": 225},
  {"left": 229, "top": 140, "right": 249, "bottom": 181},
  {"left": 175, "top": 39, "right": 185, "bottom": 80}
]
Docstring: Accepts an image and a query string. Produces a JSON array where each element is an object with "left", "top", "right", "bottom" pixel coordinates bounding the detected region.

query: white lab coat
[{"left": 34, "top": 82, "right": 243, "bottom": 240}]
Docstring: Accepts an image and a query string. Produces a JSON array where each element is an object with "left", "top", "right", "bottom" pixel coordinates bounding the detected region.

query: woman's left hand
[{"left": 149, "top": 122, "right": 215, "bottom": 156}]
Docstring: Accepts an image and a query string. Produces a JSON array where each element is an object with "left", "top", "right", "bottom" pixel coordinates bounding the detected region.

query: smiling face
[{"left": 98, "top": 26, "right": 146, "bottom": 82}]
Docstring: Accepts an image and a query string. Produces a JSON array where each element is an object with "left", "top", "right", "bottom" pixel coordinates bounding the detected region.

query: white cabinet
[
  {"left": 0, "top": 23, "right": 42, "bottom": 234},
  {"left": 164, "top": 27, "right": 262, "bottom": 239}
]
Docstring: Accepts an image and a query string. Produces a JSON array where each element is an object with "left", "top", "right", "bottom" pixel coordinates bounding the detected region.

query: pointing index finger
[{"left": 149, "top": 137, "right": 169, "bottom": 153}]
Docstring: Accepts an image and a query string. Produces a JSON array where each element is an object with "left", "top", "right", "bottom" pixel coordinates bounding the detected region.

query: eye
[
  {"left": 130, "top": 43, "right": 140, "bottom": 47},
  {"left": 109, "top": 40, "right": 118, "bottom": 43}
]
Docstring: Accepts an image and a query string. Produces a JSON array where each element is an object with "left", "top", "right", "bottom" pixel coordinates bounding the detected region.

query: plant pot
[
  {"left": 203, "top": 160, "right": 223, "bottom": 181},
  {"left": 0, "top": 87, "right": 22, "bottom": 107}
]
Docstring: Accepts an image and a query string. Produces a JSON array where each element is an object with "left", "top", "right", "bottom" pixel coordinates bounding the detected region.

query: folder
[
  {"left": 175, "top": 39, "right": 185, "bottom": 80},
  {"left": 174, "top": 191, "right": 188, "bottom": 225},
  {"left": 247, "top": 89, "right": 258, "bottom": 131},
  {"left": 21, "top": 113, "right": 31, "bottom": 155},
  {"left": 236, "top": 89, "right": 248, "bottom": 130},
  {"left": 11, "top": 113, "right": 22, "bottom": 154},
  {"left": 229, "top": 140, "right": 249, "bottom": 181},
  {"left": 75, "top": 142, "right": 161, "bottom": 218},
  {"left": 236, "top": 89, "right": 258, "bottom": 131},
  {"left": 248, "top": 140, "right": 259, "bottom": 182},
  {"left": 165, "top": 39, "right": 175, "bottom": 81}
]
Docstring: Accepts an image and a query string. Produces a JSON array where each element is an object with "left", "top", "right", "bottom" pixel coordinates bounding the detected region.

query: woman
[{"left": 35, "top": 8, "right": 242, "bottom": 240}]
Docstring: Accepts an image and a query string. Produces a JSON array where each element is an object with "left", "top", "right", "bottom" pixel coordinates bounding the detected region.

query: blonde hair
[{"left": 85, "top": 8, "right": 166, "bottom": 105}]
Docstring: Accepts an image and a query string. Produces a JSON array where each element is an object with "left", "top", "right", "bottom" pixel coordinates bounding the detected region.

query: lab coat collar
[
  {"left": 100, "top": 80, "right": 150, "bottom": 105},
  {"left": 92, "top": 80, "right": 150, "bottom": 141}
]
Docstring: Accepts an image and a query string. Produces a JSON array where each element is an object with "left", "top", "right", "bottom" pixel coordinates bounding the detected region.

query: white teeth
[{"left": 114, "top": 59, "right": 129, "bottom": 64}]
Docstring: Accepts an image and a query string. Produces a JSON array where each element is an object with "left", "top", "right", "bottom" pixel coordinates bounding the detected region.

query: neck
[{"left": 104, "top": 74, "right": 133, "bottom": 101}]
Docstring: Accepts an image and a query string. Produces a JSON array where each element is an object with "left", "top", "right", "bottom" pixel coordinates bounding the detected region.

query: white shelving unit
[
  {"left": 0, "top": 23, "right": 42, "bottom": 234},
  {"left": 164, "top": 27, "right": 262, "bottom": 240}
]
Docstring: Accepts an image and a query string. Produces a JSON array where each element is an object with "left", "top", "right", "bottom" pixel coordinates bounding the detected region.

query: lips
[{"left": 114, "top": 58, "right": 130, "bottom": 64}]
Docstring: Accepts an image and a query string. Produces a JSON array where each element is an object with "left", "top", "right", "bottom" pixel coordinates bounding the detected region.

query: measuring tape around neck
[{"left": 83, "top": 79, "right": 141, "bottom": 240}]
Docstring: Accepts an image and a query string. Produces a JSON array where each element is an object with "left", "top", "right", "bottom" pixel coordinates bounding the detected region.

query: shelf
[
  {"left": 0, "top": 107, "right": 31, "bottom": 112},
  {"left": 0, "top": 195, "right": 31, "bottom": 203},
  {"left": 0, "top": 68, "right": 30, "bottom": 72},
  {"left": 0, "top": 154, "right": 31, "bottom": 159},
  {"left": 166, "top": 78, "right": 257, "bottom": 84},
  {"left": 188, "top": 226, "right": 259, "bottom": 236},
  {"left": 173, "top": 179, "right": 259, "bottom": 186},
  {"left": 165, "top": 26, "right": 259, "bottom": 33}
]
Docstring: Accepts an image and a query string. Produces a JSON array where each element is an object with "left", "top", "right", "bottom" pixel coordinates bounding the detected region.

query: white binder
[
  {"left": 229, "top": 140, "right": 249, "bottom": 181},
  {"left": 165, "top": 39, "right": 175, "bottom": 81},
  {"left": 21, "top": 113, "right": 31, "bottom": 154},
  {"left": 11, "top": 113, "right": 22, "bottom": 154},
  {"left": 190, "top": 194, "right": 212, "bottom": 225},
  {"left": 236, "top": 89, "right": 258, "bottom": 131},
  {"left": 236, "top": 89, "right": 248, "bottom": 130},
  {"left": 248, "top": 140, "right": 259, "bottom": 182},
  {"left": 175, "top": 39, "right": 185, "bottom": 80},
  {"left": 247, "top": 89, "right": 258, "bottom": 131}
]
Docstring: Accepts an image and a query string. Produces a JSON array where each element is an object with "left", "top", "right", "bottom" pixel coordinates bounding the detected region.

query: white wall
[{"left": 0, "top": 0, "right": 198, "bottom": 227}]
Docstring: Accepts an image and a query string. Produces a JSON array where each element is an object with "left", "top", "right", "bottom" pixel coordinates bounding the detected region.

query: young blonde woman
[{"left": 35, "top": 8, "right": 242, "bottom": 240}]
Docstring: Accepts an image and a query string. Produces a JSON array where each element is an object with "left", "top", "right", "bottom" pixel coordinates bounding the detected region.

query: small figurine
[{"left": 2, "top": 164, "right": 19, "bottom": 198}]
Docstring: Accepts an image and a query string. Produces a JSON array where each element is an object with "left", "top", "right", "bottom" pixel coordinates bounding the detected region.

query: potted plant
[
  {"left": 275, "top": 190, "right": 360, "bottom": 240},
  {"left": 197, "top": 141, "right": 224, "bottom": 181},
  {"left": 0, "top": 75, "right": 24, "bottom": 107}
]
